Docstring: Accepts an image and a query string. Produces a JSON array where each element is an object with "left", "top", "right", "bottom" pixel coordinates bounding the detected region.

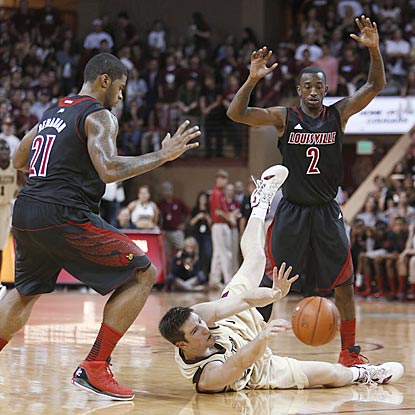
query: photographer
[{"left": 166, "top": 237, "right": 206, "bottom": 292}]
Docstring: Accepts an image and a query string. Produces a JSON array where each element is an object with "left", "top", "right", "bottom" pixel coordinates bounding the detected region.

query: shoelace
[
  {"left": 360, "top": 366, "right": 390, "bottom": 386},
  {"left": 96, "top": 362, "right": 122, "bottom": 388},
  {"left": 351, "top": 351, "right": 369, "bottom": 364},
  {"left": 250, "top": 175, "right": 278, "bottom": 203},
  {"left": 250, "top": 175, "right": 262, "bottom": 189}
]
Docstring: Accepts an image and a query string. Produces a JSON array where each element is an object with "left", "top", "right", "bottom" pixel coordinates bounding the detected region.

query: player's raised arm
[
  {"left": 87, "top": 112, "right": 200, "bottom": 183},
  {"left": 335, "top": 15, "right": 386, "bottom": 129},
  {"left": 227, "top": 46, "right": 286, "bottom": 129},
  {"left": 192, "top": 263, "right": 298, "bottom": 326}
]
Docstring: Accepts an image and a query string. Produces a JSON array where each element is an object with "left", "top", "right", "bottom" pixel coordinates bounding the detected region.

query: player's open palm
[
  {"left": 272, "top": 263, "right": 299, "bottom": 298},
  {"left": 259, "top": 319, "right": 291, "bottom": 342},
  {"left": 350, "top": 15, "right": 379, "bottom": 49},
  {"left": 160, "top": 120, "right": 201, "bottom": 161},
  {"left": 250, "top": 46, "right": 278, "bottom": 81}
]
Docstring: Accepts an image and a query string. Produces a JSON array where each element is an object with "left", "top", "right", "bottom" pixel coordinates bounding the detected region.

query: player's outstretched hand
[
  {"left": 249, "top": 46, "right": 278, "bottom": 81},
  {"left": 272, "top": 262, "right": 299, "bottom": 298},
  {"left": 160, "top": 120, "right": 201, "bottom": 161},
  {"left": 350, "top": 15, "right": 379, "bottom": 49},
  {"left": 259, "top": 319, "right": 291, "bottom": 342}
]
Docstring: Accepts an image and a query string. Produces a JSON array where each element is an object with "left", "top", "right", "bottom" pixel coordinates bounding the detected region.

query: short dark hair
[
  {"left": 84, "top": 53, "right": 127, "bottom": 83},
  {"left": 159, "top": 307, "right": 193, "bottom": 344},
  {"left": 394, "top": 216, "right": 406, "bottom": 224},
  {"left": 298, "top": 66, "right": 326, "bottom": 84}
]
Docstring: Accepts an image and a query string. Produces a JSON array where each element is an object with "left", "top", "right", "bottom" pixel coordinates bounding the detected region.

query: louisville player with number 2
[
  {"left": 227, "top": 15, "right": 386, "bottom": 366},
  {"left": 0, "top": 53, "right": 200, "bottom": 400}
]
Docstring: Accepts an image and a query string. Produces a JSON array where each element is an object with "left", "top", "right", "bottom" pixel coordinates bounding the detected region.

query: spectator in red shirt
[{"left": 209, "top": 169, "right": 233, "bottom": 290}]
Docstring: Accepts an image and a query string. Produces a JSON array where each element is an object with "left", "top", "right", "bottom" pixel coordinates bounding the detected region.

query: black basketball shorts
[
  {"left": 12, "top": 197, "right": 152, "bottom": 296},
  {"left": 267, "top": 198, "right": 354, "bottom": 293}
]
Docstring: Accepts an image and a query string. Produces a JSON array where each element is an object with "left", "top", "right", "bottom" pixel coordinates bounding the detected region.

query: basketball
[{"left": 292, "top": 296, "right": 340, "bottom": 346}]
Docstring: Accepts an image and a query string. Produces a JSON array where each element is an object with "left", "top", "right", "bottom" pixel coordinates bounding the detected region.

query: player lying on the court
[{"left": 159, "top": 165, "right": 404, "bottom": 393}]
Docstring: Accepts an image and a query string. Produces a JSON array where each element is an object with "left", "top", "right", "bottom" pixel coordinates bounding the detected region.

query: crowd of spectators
[
  {"left": 3, "top": 1, "right": 415, "bottom": 294},
  {"left": 4, "top": 1, "right": 415, "bottom": 166},
  {"left": 349, "top": 126, "right": 415, "bottom": 302},
  {"left": 100, "top": 171, "right": 253, "bottom": 293}
]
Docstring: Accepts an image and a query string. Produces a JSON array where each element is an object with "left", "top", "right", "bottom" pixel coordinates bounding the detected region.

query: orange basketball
[{"left": 292, "top": 296, "right": 340, "bottom": 346}]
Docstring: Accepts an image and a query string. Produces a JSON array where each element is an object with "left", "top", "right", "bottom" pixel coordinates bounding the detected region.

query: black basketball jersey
[
  {"left": 278, "top": 105, "right": 343, "bottom": 206},
  {"left": 19, "top": 96, "right": 107, "bottom": 213}
]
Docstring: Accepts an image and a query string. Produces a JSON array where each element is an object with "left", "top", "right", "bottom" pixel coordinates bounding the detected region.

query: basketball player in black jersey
[
  {"left": 0, "top": 53, "right": 201, "bottom": 400},
  {"left": 227, "top": 16, "right": 386, "bottom": 367}
]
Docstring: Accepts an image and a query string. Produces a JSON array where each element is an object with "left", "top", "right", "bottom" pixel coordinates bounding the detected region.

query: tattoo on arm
[{"left": 87, "top": 110, "right": 168, "bottom": 183}]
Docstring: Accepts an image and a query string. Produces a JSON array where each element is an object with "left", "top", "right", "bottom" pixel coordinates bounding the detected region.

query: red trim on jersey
[
  {"left": 331, "top": 246, "right": 354, "bottom": 288},
  {"left": 292, "top": 106, "right": 303, "bottom": 121},
  {"left": 322, "top": 105, "right": 327, "bottom": 119},
  {"left": 58, "top": 96, "right": 95, "bottom": 107}
]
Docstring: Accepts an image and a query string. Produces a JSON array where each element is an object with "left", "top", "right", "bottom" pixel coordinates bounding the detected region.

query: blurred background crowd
[{"left": 2, "top": 0, "right": 415, "bottom": 299}]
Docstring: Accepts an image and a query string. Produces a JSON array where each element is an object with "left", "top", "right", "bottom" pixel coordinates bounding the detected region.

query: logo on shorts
[{"left": 126, "top": 253, "right": 134, "bottom": 261}]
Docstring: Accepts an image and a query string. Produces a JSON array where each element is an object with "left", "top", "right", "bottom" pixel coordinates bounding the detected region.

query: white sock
[{"left": 250, "top": 205, "right": 268, "bottom": 221}]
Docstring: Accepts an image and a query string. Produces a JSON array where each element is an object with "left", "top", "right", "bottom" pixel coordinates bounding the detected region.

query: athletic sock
[
  {"left": 250, "top": 205, "right": 268, "bottom": 221},
  {"left": 85, "top": 322, "right": 123, "bottom": 362},
  {"left": 0, "top": 337, "right": 8, "bottom": 351},
  {"left": 340, "top": 318, "right": 356, "bottom": 351}
]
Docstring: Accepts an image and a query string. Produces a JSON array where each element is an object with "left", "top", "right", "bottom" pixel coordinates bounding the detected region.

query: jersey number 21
[{"left": 29, "top": 134, "right": 56, "bottom": 177}]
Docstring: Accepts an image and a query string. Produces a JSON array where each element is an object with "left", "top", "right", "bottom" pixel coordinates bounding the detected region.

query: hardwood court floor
[{"left": 0, "top": 290, "right": 414, "bottom": 415}]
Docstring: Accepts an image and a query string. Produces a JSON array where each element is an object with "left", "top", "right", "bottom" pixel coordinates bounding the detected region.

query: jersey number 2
[
  {"left": 306, "top": 147, "right": 320, "bottom": 175},
  {"left": 29, "top": 134, "right": 56, "bottom": 177}
]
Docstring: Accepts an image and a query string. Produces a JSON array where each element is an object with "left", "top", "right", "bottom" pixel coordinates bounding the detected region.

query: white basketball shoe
[
  {"left": 250, "top": 165, "right": 289, "bottom": 209},
  {"left": 353, "top": 362, "right": 404, "bottom": 386}
]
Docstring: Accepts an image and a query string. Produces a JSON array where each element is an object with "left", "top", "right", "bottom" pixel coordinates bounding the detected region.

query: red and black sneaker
[
  {"left": 72, "top": 358, "right": 135, "bottom": 400},
  {"left": 338, "top": 345, "right": 368, "bottom": 367}
]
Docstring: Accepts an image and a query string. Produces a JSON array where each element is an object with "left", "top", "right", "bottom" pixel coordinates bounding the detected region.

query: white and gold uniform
[
  {"left": 175, "top": 272, "right": 309, "bottom": 392},
  {"left": 0, "top": 162, "right": 17, "bottom": 250}
]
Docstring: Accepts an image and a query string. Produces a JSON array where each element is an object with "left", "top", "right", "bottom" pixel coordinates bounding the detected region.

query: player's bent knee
[{"left": 139, "top": 264, "right": 157, "bottom": 286}]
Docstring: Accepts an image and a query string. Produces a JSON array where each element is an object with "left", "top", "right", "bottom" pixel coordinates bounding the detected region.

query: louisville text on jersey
[{"left": 288, "top": 132, "right": 336, "bottom": 145}]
